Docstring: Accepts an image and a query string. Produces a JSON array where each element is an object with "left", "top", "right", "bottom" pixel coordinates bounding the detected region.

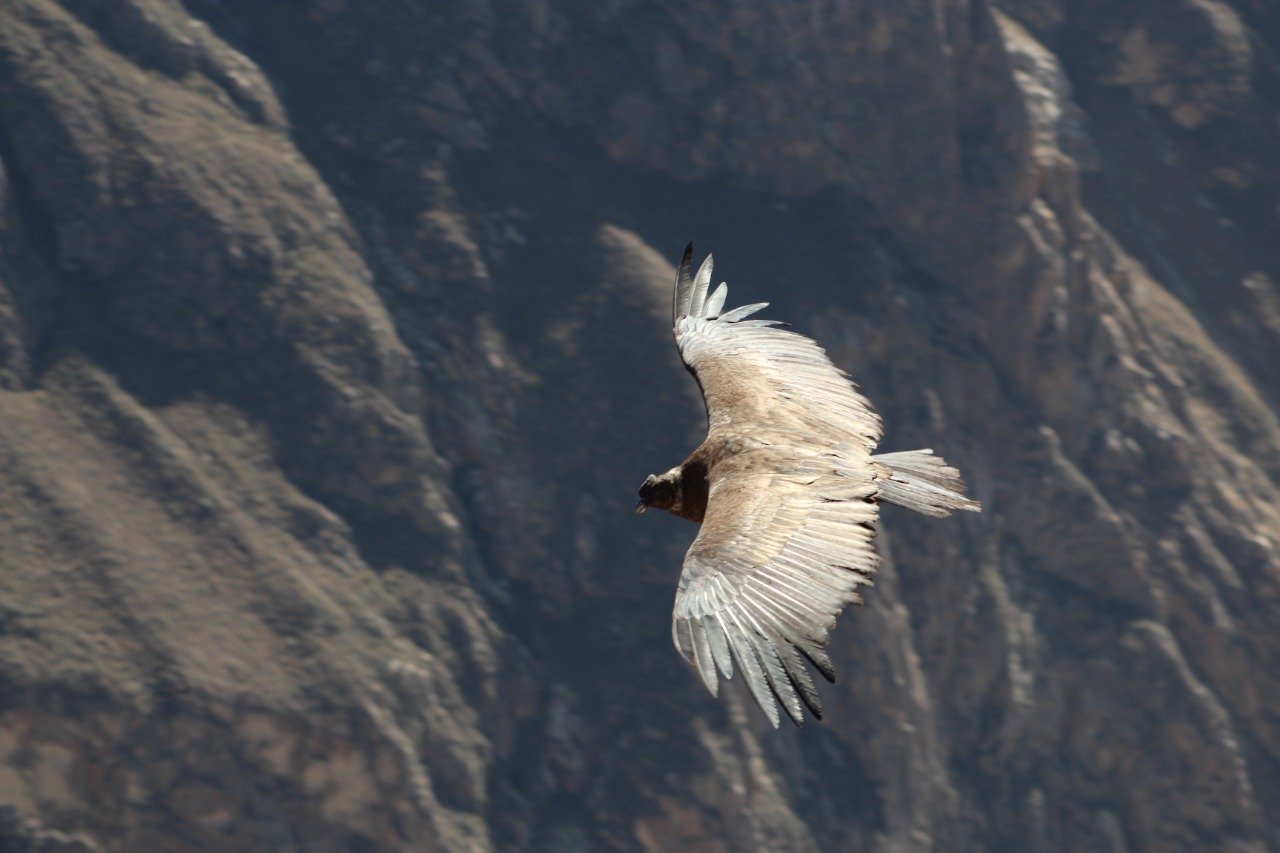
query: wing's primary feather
[
  {"left": 716, "top": 302, "right": 769, "bottom": 323},
  {"left": 703, "top": 282, "right": 728, "bottom": 318},
  {"left": 689, "top": 254, "right": 714, "bottom": 319},
  {"left": 673, "top": 243, "right": 695, "bottom": 326}
]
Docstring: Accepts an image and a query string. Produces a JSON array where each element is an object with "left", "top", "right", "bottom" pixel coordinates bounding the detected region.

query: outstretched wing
[
  {"left": 671, "top": 244, "right": 882, "bottom": 452},
  {"left": 668, "top": 246, "right": 887, "bottom": 725},
  {"left": 672, "top": 441, "right": 880, "bottom": 727}
]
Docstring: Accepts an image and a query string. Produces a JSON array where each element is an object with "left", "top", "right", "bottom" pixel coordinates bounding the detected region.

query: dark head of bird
[{"left": 636, "top": 469, "right": 682, "bottom": 515}]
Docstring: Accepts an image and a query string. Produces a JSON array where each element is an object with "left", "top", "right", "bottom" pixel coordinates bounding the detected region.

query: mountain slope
[{"left": 1, "top": 0, "right": 1279, "bottom": 849}]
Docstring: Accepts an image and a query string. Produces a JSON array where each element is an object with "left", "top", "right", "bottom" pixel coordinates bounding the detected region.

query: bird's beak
[{"left": 635, "top": 500, "right": 647, "bottom": 515}]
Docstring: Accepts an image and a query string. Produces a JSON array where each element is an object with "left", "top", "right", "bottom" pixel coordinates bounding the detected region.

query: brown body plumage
[{"left": 637, "top": 244, "right": 981, "bottom": 727}]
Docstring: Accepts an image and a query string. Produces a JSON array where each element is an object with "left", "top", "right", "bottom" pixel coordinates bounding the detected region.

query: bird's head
[{"left": 636, "top": 470, "right": 681, "bottom": 515}]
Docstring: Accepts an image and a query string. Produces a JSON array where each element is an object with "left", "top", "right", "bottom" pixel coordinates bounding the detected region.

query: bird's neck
[{"left": 673, "top": 459, "right": 709, "bottom": 523}]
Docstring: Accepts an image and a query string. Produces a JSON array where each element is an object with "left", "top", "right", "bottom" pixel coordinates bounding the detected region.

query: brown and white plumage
[{"left": 638, "top": 245, "right": 980, "bottom": 727}]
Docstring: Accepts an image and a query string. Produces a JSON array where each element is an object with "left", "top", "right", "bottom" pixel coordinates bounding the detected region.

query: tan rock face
[{"left": 1, "top": 0, "right": 1279, "bottom": 850}]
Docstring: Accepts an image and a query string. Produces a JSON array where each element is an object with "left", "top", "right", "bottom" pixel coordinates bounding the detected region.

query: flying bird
[{"left": 637, "top": 244, "right": 980, "bottom": 727}]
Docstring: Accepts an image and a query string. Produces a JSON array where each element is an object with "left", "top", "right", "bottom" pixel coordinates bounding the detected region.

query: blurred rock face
[{"left": 1, "top": 0, "right": 1278, "bottom": 850}]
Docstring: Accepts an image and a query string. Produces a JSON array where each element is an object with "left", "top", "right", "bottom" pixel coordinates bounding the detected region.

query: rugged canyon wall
[{"left": 1, "top": 0, "right": 1279, "bottom": 850}]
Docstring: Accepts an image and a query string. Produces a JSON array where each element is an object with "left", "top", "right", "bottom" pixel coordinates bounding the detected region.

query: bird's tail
[{"left": 873, "top": 449, "right": 981, "bottom": 517}]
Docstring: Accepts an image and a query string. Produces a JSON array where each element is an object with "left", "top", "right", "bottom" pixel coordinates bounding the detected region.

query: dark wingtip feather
[
  {"left": 780, "top": 651, "right": 824, "bottom": 721},
  {"left": 799, "top": 646, "right": 837, "bottom": 683}
]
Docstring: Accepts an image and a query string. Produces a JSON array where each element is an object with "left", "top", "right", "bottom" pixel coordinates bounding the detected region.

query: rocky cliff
[{"left": 1, "top": 0, "right": 1279, "bottom": 850}]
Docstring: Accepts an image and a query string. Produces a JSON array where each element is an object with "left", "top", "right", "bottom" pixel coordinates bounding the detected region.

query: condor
[{"left": 637, "top": 245, "right": 980, "bottom": 727}]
